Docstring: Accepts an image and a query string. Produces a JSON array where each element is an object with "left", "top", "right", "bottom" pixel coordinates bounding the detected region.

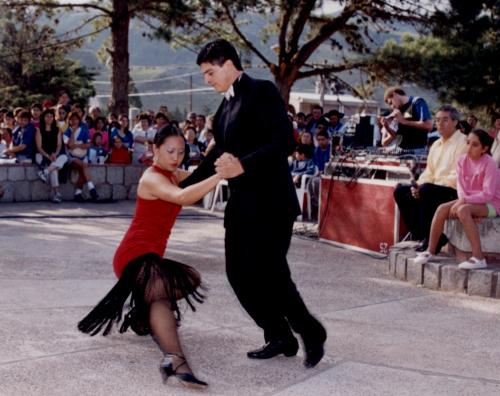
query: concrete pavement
[{"left": 1, "top": 202, "right": 499, "bottom": 396}]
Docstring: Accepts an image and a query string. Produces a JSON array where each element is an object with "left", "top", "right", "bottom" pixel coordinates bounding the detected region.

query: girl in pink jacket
[{"left": 413, "top": 129, "right": 499, "bottom": 269}]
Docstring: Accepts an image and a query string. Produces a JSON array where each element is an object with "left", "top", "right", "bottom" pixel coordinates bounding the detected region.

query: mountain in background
[{"left": 55, "top": 10, "right": 433, "bottom": 117}]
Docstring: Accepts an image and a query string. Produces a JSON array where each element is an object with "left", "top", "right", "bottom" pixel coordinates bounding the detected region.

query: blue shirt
[
  {"left": 313, "top": 144, "right": 331, "bottom": 172},
  {"left": 290, "top": 158, "right": 316, "bottom": 176},
  {"left": 13, "top": 123, "right": 36, "bottom": 159},
  {"left": 110, "top": 127, "right": 134, "bottom": 149}
]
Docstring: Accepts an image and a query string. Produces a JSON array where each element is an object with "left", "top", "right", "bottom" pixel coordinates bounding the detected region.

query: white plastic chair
[
  {"left": 295, "top": 172, "right": 316, "bottom": 221},
  {"left": 211, "top": 179, "right": 229, "bottom": 211}
]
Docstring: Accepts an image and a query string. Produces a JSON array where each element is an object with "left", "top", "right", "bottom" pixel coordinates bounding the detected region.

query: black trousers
[
  {"left": 224, "top": 216, "right": 318, "bottom": 343},
  {"left": 394, "top": 183, "right": 458, "bottom": 241}
]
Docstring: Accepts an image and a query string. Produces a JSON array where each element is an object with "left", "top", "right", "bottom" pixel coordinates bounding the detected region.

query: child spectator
[
  {"left": 63, "top": 111, "right": 98, "bottom": 202},
  {"left": 0, "top": 127, "right": 13, "bottom": 157},
  {"left": 90, "top": 116, "right": 109, "bottom": 150},
  {"left": 299, "top": 130, "right": 315, "bottom": 149},
  {"left": 55, "top": 104, "right": 69, "bottom": 132},
  {"left": 412, "top": 129, "right": 500, "bottom": 269},
  {"left": 7, "top": 111, "right": 36, "bottom": 163},
  {"left": 35, "top": 109, "right": 68, "bottom": 203},
  {"left": 290, "top": 143, "right": 316, "bottom": 186},
  {"left": 2, "top": 111, "right": 15, "bottom": 129},
  {"left": 108, "top": 134, "right": 132, "bottom": 164},
  {"left": 89, "top": 132, "right": 108, "bottom": 164},
  {"left": 313, "top": 129, "right": 331, "bottom": 172}
]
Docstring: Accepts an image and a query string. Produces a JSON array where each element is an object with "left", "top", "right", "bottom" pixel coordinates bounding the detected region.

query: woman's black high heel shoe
[{"left": 159, "top": 353, "right": 208, "bottom": 389}]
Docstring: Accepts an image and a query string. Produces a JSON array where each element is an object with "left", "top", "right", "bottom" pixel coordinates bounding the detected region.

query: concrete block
[
  {"left": 30, "top": 181, "right": 51, "bottom": 201},
  {"left": 0, "top": 166, "right": 8, "bottom": 181},
  {"left": 468, "top": 270, "right": 494, "bottom": 297},
  {"left": 7, "top": 166, "right": 25, "bottom": 181},
  {"left": 0, "top": 182, "right": 14, "bottom": 202},
  {"left": 424, "top": 262, "right": 443, "bottom": 290},
  {"left": 128, "top": 184, "right": 138, "bottom": 200},
  {"left": 407, "top": 258, "right": 425, "bottom": 285},
  {"left": 112, "top": 184, "right": 127, "bottom": 200},
  {"left": 445, "top": 218, "right": 500, "bottom": 254},
  {"left": 388, "top": 249, "right": 398, "bottom": 275},
  {"left": 96, "top": 184, "right": 112, "bottom": 200},
  {"left": 494, "top": 273, "right": 500, "bottom": 299},
  {"left": 13, "top": 181, "right": 30, "bottom": 202},
  {"left": 395, "top": 256, "right": 407, "bottom": 281},
  {"left": 25, "top": 165, "right": 39, "bottom": 181},
  {"left": 107, "top": 165, "right": 124, "bottom": 184},
  {"left": 89, "top": 165, "right": 106, "bottom": 184},
  {"left": 440, "top": 264, "right": 467, "bottom": 293},
  {"left": 124, "top": 166, "right": 144, "bottom": 186}
]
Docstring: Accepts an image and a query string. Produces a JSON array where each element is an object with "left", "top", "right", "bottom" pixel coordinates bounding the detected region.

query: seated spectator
[
  {"left": 2, "top": 111, "right": 16, "bottom": 129},
  {"left": 202, "top": 128, "right": 215, "bottom": 157},
  {"left": 6, "top": 110, "right": 36, "bottom": 163},
  {"left": 63, "top": 111, "right": 98, "bottom": 202},
  {"left": 90, "top": 116, "right": 109, "bottom": 151},
  {"left": 0, "top": 127, "right": 13, "bottom": 158},
  {"left": 326, "top": 109, "right": 346, "bottom": 136},
  {"left": 108, "top": 135, "right": 132, "bottom": 165},
  {"left": 394, "top": 105, "right": 467, "bottom": 252},
  {"left": 290, "top": 143, "right": 316, "bottom": 187},
  {"left": 110, "top": 113, "right": 134, "bottom": 149},
  {"left": 55, "top": 104, "right": 70, "bottom": 132},
  {"left": 154, "top": 112, "right": 169, "bottom": 134},
  {"left": 106, "top": 112, "right": 119, "bottom": 133},
  {"left": 295, "top": 112, "right": 307, "bottom": 135},
  {"left": 299, "top": 130, "right": 315, "bottom": 149},
  {"left": 89, "top": 132, "right": 108, "bottom": 164},
  {"left": 30, "top": 103, "right": 42, "bottom": 129},
  {"left": 306, "top": 105, "right": 328, "bottom": 135},
  {"left": 195, "top": 114, "right": 206, "bottom": 138},
  {"left": 184, "top": 125, "right": 203, "bottom": 166},
  {"left": 486, "top": 113, "right": 500, "bottom": 167},
  {"left": 412, "top": 129, "right": 500, "bottom": 269},
  {"left": 313, "top": 129, "right": 331, "bottom": 172},
  {"left": 0, "top": 107, "right": 8, "bottom": 126},
  {"left": 88, "top": 105, "right": 101, "bottom": 129},
  {"left": 35, "top": 109, "right": 68, "bottom": 203},
  {"left": 467, "top": 114, "right": 478, "bottom": 129},
  {"left": 132, "top": 112, "right": 155, "bottom": 164}
]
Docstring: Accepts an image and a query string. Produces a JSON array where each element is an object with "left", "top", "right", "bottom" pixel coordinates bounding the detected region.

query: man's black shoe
[
  {"left": 247, "top": 338, "right": 299, "bottom": 359},
  {"left": 89, "top": 188, "right": 99, "bottom": 202},
  {"left": 302, "top": 322, "right": 327, "bottom": 368}
]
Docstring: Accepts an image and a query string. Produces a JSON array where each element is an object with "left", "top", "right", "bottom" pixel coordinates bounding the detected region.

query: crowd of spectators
[{"left": 0, "top": 90, "right": 214, "bottom": 203}]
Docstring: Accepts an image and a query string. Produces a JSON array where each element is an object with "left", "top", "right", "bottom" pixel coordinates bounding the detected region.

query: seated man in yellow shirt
[{"left": 394, "top": 104, "right": 467, "bottom": 251}]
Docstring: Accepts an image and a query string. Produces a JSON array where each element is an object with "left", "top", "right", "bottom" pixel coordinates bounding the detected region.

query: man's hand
[{"left": 215, "top": 153, "right": 244, "bottom": 179}]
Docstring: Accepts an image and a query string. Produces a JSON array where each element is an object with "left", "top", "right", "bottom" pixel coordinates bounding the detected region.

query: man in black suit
[{"left": 180, "top": 39, "right": 326, "bottom": 368}]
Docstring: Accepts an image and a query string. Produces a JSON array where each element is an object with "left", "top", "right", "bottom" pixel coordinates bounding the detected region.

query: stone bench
[
  {"left": 445, "top": 217, "right": 500, "bottom": 263},
  {"left": 0, "top": 164, "right": 146, "bottom": 202},
  {"left": 389, "top": 242, "right": 500, "bottom": 298}
]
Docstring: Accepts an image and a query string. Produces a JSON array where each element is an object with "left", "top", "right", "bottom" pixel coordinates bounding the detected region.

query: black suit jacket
[{"left": 180, "top": 73, "right": 300, "bottom": 228}]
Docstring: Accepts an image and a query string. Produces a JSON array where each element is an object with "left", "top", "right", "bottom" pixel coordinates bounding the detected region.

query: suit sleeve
[
  {"left": 239, "top": 81, "right": 296, "bottom": 173},
  {"left": 179, "top": 143, "right": 221, "bottom": 188}
]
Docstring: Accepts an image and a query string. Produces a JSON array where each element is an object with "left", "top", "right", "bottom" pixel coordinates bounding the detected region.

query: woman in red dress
[{"left": 78, "top": 125, "right": 221, "bottom": 389}]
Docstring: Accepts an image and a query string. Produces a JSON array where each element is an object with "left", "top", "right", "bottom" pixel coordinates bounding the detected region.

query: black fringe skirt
[{"left": 77, "top": 253, "right": 205, "bottom": 336}]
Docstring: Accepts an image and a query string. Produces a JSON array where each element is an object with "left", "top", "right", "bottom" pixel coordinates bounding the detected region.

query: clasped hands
[{"left": 215, "top": 153, "right": 244, "bottom": 179}]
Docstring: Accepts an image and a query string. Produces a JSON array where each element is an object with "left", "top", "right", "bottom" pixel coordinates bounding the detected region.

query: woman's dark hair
[
  {"left": 154, "top": 125, "right": 184, "bottom": 148},
  {"left": 469, "top": 129, "right": 493, "bottom": 155},
  {"left": 94, "top": 116, "right": 106, "bottom": 129},
  {"left": 457, "top": 120, "right": 472, "bottom": 135},
  {"left": 196, "top": 39, "right": 243, "bottom": 71},
  {"left": 39, "top": 109, "right": 58, "bottom": 133},
  {"left": 68, "top": 110, "right": 82, "bottom": 122}
]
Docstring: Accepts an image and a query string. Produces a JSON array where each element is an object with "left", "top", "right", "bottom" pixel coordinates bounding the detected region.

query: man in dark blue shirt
[{"left": 312, "top": 129, "right": 331, "bottom": 172}]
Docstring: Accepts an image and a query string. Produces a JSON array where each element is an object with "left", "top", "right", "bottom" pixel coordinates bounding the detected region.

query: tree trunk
[
  {"left": 109, "top": 0, "right": 130, "bottom": 115},
  {"left": 274, "top": 62, "right": 299, "bottom": 105}
]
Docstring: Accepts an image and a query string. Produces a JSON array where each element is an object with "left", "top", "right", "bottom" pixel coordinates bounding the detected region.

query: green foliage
[
  {"left": 0, "top": 6, "right": 95, "bottom": 107},
  {"left": 371, "top": 0, "right": 499, "bottom": 114}
]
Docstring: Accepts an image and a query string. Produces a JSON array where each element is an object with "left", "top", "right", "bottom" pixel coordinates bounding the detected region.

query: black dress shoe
[
  {"left": 302, "top": 323, "right": 327, "bottom": 368},
  {"left": 247, "top": 338, "right": 299, "bottom": 359}
]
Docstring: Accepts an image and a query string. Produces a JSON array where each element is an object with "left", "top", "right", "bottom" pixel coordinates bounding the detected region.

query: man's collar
[{"left": 223, "top": 73, "right": 244, "bottom": 101}]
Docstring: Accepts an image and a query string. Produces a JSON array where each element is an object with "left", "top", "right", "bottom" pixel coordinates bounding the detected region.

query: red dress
[{"left": 113, "top": 165, "right": 181, "bottom": 277}]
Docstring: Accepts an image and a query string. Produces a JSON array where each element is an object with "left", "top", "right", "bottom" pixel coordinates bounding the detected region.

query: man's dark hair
[
  {"left": 384, "top": 86, "right": 406, "bottom": 101},
  {"left": 196, "top": 39, "right": 243, "bottom": 71},
  {"left": 312, "top": 104, "right": 323, "bottom": 113},
  {"left": 18, "top": 110, "right": 31, "bottom": 120},
  {"left": 316, "top": 129, "right": 330, "bottom": 139}
]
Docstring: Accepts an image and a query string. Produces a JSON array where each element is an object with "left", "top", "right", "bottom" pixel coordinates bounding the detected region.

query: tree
[
  {"left": 370, "top": 0, "right": 500, "bottom": 115},
  {"left": 4, "top": 0, "right": 197, "bottom": 114},
  {"left": 173, "top": 0, "right": 431, "bottom": 103},
  {"left": 0, "top": 6, "right": 95, "bottom": 107}
]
